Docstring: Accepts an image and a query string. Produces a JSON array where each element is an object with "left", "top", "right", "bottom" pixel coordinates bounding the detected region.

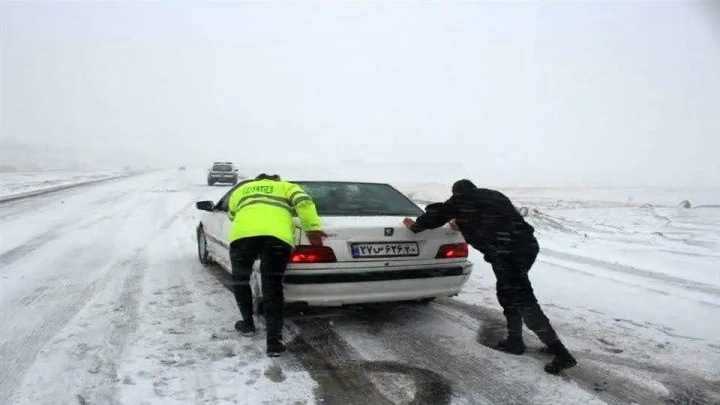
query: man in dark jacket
[{"left": 402, "top": 179, "right": 577, "bottom": 374}]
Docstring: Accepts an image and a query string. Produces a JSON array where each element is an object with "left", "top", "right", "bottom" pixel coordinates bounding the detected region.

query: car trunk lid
[{"left": 294, "top": 216, "right": 464, "bottom": 262}]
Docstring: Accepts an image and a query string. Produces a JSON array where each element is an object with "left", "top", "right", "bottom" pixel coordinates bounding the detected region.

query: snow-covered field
[
  {"left": 0, "top": 170, "right": 131, "bottom": 202},
  {"left": 1, "top": 169, "right": 718, "bottom": 404}
]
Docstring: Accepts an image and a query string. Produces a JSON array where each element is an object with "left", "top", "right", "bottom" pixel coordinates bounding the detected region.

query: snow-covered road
[{"left": 1, "top": 170, "right": 718, "bottom": 404}]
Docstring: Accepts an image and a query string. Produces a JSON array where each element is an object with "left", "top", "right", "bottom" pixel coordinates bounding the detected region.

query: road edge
[{"left": 0, "top": 171, "right": 150, "bottom": 204}]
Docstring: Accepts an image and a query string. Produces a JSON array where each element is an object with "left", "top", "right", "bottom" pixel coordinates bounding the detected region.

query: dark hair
[
  {"left": 452, "top": 179, "right": 476, "bottom": 194},
  {"left": 255, "top": 173, "right": 281, "bottom": 181}
]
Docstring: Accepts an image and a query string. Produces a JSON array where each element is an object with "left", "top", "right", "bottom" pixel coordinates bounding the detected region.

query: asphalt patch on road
[{"left": 289, "top": 314, "right": 453, "bottom": 405}]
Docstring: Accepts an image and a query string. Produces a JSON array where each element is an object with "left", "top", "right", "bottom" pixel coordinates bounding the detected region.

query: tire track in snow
[
  {"left": 134, "top": 226, "right": 223, "bottom": 403},
  {"left": 0, "top": 188, "right": 160, "bottom": 404},
  {"left": 537, "top": 259, "right": 719, "bottom": 310},
  {"left": 0, "top": 231, "right": 59, "bottom": 268},
  {"left": 541, "top": 248, "right": 720, "bottom": 296},
  {"left": 287, "top": 315, "right": 453, "bottom": 405},
  {"left": 69, "top": 199, "right": 201, "bottom": 403},
  {"left": 0, "top": 248, "right": 148, "bottom": 405},
  {"left": 287, "top": 319, "right": 399, "bottom": 405},
  {"left": 0, "top": 179, "right": 142, "bottom": 221},
  {"left": 206, "top": 268, "right": 397, "bottom": 403},
  {"left": 74, "top": 250, "right": 147, "bottom": 405},
  {"left": 0, "top": 180, "right": 150, "bottom": 269},
  {"left": 328, "top": 303, "right": 542, "bottom": 404},
  {"left": 657, "top": 248, "right": 720, "bottom": 260},
  {"left": 0, "top": 255, "right": 116, "bottom": 405},
  {"left": 205, "top": 261, "right": 715, "bottom": 404},
  {"left": 207, "top": 267, "right": 452, "bottom": 404},
  {"left": 0, "top": 212, "right": 115, "bottom": 269},
  {"left": 1, "top": 184, "right": 199, "bottom": 404},
  {"left": 439, "top": 299, "right": 720, "bottom": 405}
]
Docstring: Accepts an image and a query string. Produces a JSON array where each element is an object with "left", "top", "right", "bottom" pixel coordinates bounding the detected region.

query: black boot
[
  {"left": 235, "top": 320, "right": 256, "bottom": 336},
  {"left": 266, "top": 338, "right": 286, "bottom": 357},
  {"left": 495, "top": 336, "right": 526, "bottom": 355},
  {"left": 544, "top": 342, "right": 577, "bottom": 374}
]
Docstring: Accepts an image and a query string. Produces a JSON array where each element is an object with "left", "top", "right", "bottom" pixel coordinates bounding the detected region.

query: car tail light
[
  {"left": 290, "top": 246, "right": 337, "bottom": 263},
  {"left": 435, "top": 243, "right": 468, "bottom": 259}
]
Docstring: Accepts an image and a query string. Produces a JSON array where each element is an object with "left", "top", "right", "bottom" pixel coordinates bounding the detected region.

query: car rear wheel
[{"left": 197, "top": 227, "right": 212, "bottom": 265}]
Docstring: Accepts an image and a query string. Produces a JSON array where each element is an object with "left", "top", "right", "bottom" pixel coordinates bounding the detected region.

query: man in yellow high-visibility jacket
[{"left": 227, "top": 173, "right": 326, "bottom": 357}]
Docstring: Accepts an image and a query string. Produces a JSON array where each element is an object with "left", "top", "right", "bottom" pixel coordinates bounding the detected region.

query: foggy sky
[{"left": 2, "top": 1, "right": 719, "bottom": 187}]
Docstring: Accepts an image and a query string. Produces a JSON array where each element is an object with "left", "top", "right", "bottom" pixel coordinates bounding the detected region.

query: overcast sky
[{"left": 2, "top": 1, "right": 718, "bottom": 187}]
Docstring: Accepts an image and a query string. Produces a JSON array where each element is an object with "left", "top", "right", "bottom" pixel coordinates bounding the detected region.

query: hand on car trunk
[
  {"left": 402, "top": 218, "right": 416, "bottom": 229},
  {"left": 306, "top": 230, "right": 328, "bottom": 247}
]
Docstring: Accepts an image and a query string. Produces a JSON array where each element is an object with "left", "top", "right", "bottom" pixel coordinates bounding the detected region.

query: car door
[
  {"left": 202, "top": 193, "right": 231, "bottom": 266},
  {"left": 208, "top": 183, "right": 248, "bottom": 270}
]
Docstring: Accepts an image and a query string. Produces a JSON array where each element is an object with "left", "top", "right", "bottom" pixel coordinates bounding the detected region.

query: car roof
[
  {"left": 228, "top": 180, "right": 396, "bottom": 191},
  {"left": 219, "top": 180, "right": 400, "bottom": 202},
  {"left": 289, "top": 180, "right": 393, "bottom": 186}
]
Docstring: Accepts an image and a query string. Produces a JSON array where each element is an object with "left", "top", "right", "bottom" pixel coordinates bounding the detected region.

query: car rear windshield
[
  {"left": 212, "top": 164, "right": 233, "bottom": 172},
  {"left": 294, "top": 182, "right": 424, "bottom": 216}
]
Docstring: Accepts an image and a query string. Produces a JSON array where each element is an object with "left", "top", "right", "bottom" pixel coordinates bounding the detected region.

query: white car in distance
[{"left": 195, "top": 181, "right": 473, "bottom": 310}]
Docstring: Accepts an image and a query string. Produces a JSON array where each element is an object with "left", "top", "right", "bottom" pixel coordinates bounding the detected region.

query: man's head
[
  {"left": 255, "top": 173, "right": 281, "bottom": 181},
  {"left": 452, "top": 179, "right": 476, "bottom": 195}
]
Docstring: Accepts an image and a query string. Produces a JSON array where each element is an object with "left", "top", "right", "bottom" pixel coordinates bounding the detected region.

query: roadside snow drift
[{"left": 0, "top": 170, "right": 132, "bottom": 202}]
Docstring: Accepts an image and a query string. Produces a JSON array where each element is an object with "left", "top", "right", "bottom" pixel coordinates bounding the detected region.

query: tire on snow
[{"left": 197, "top": 227, "right": 212, "bottom": 265}]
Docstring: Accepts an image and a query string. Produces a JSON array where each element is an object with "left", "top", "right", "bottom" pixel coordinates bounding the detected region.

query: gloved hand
[{"left": 306, "top": 230, "right": 328, "bottom": 247}]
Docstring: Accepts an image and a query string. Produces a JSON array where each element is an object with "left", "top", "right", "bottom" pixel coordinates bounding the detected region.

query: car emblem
[{"left": 384, "top": 227, "right": 394, "bottom": 236}]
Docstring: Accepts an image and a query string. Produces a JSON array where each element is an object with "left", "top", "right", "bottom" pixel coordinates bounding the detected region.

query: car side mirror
[{"left": 196, "top": 201, "right": 215, "bottom": 211}]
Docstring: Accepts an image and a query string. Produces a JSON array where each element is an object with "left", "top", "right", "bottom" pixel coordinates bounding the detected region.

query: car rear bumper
[
  {"left": 208, "top": 175, "right": 236, "bottom": 181},
  {"left": 282, "top": 264, "right": 472, "bottom": 306}
]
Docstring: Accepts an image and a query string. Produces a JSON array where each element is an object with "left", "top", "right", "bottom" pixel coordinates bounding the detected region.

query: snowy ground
[
  {"left": 1, "top": 169, "right": 718, "bottom": 404},
  {"left": 0, "top": 170, "right": 130, "bottom": 201}
]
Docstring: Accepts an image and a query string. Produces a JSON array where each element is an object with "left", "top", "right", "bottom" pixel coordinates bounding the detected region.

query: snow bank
[
  {"left": 234, "top": 163, "right": 719, "bottom": 208},
  {"left": 0, "top": 170, "right": 133, "bottom": 202},
  {"left": 395, "top": 184, "right": 720, "bottom": 209},
  {"left": 453, "top": 187, "right": 720, "bottom": 379}
]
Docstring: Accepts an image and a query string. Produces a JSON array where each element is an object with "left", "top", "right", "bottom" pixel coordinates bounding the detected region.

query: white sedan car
[{"left": 194, "top": 181, "right": 473, "bottom": 309}]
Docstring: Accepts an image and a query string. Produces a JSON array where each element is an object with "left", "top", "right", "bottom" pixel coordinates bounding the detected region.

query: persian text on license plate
[{"left": 351, "top": 242, "right": 419, "bottom": 258}]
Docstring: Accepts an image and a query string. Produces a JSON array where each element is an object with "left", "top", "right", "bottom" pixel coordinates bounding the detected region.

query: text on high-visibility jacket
[{"left": 227, "top": 179, "right": 322, "bottom": 247}]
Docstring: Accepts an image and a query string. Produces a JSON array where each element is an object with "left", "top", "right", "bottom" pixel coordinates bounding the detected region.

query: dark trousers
[
  {"left": 229, "top": 236, "right": 291, "bottom": 341},
  {"left": 491, "top": 239, "right": 560, "bottom": 346}
]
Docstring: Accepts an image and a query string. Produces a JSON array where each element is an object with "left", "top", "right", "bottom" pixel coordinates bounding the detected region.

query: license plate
[{"left": 350, "top": 242, "right": 419, "bottom": 258}]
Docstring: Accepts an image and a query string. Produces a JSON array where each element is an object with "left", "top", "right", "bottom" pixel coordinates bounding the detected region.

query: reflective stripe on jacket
[{"left": 227, "top": 179, "right": 321, "bottom": 247}]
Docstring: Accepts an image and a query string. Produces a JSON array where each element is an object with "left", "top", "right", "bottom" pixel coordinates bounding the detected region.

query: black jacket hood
[{"left": 452, "top": 179, "right": 477, "bottom": 195}]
